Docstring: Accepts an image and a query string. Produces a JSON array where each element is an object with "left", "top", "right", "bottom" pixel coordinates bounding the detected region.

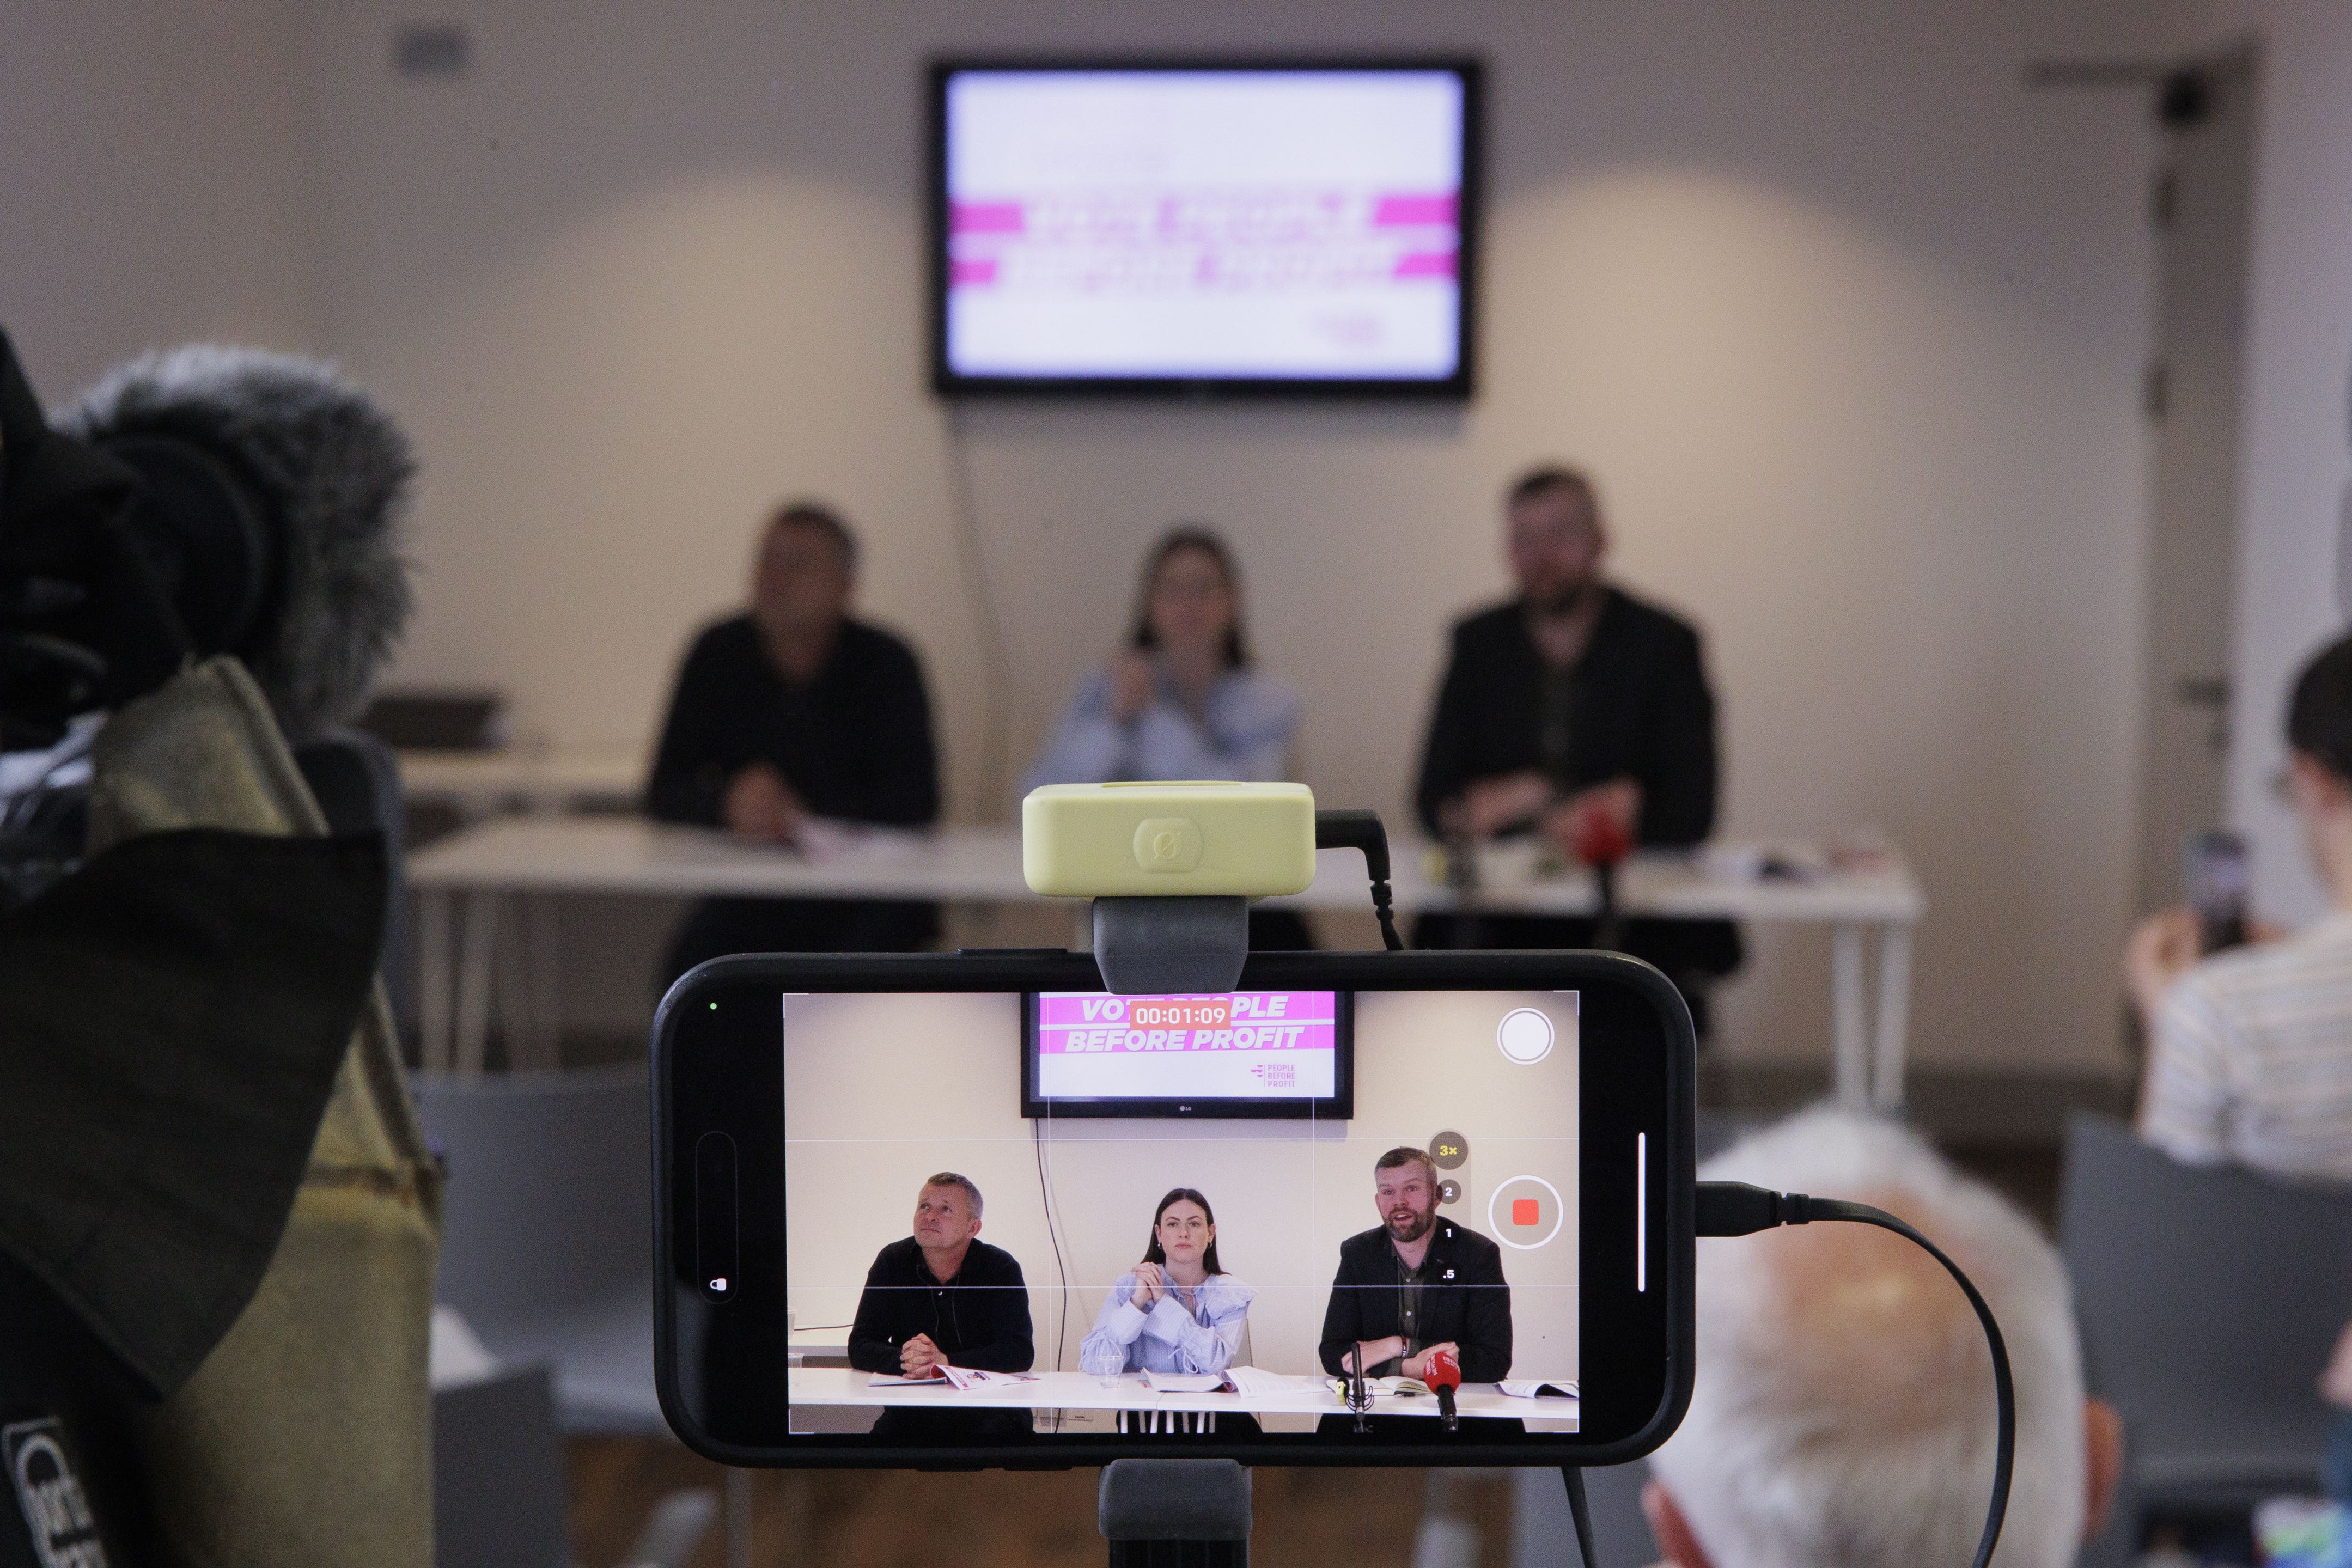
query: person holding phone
[
  {"left": 2130, "top": 632, "right": 2352, "bottom": 1179},
  {"left": 1025, "top": 526, "right": 1309, "bottom": 949},
  {"left": 1079, "top": 1188, "right": 1255, "bottom": 1377}
]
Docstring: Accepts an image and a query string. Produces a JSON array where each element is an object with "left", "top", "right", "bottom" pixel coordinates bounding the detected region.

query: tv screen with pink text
[
  {"left": 1027, "top": 990, "right": 1345, "bottom": 1114},
  {"left": 931, "top": 63, "right": 1479, "bottom": 395}
]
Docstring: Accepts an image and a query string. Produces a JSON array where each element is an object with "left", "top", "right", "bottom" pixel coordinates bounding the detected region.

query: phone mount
[
  {"left": 1100, "top": 1460, "right": 1252, "bottom": 1567},
  {"left": 1022, "top": 782, "right": 1320, "bottom": 994},
  {"left": 1028, "top": 784, "right": 1435, "bottom": 1566}
]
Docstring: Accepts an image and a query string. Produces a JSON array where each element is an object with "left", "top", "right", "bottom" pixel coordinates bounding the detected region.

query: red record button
[{"left": 1489, "top": 1175, "right": 1563, "bottom": 1250}]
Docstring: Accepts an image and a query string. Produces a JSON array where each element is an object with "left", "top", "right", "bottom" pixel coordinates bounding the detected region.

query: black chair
[
  {"left": 432, "top": 1362, "right": 716, "bottom": 1568},
  {"left": 413, "top": 1066, "right": 660, "bottom": 1433},
  {"left": 2059, "top": 1113, "right": 2352, "bottom": 1511}
]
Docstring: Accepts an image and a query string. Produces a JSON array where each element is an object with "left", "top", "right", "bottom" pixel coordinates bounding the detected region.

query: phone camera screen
[{"left": 781, "top": 987, "right": 1583, "bottom": 1441}]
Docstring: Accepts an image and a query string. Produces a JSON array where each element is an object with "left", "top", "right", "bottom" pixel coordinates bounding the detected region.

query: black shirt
[
  {"left": 848, "top": 1237, "right": 1034, "bottom": 1375},
  {"left": 1414, "top": 587, "right": 1718, "bottom": 845},
  {"left": 645, "top": 615, "right": 940, "bottom": 830},
  {"left": 1318, "top": 1219, "right": 1513, "bottom": 1383}
]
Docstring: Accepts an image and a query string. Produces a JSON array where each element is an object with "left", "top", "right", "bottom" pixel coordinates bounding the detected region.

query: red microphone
[
  {"left": 1424, "top": 1345, "right": 1462, "bottom": 1431},
  {"left": 1570, "top": 803, "right": 1632, "bottom": 952}
]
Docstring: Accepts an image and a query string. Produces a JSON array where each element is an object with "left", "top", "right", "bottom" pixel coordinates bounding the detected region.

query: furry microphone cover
[{"left": 61, "top": 345, "right": 415, "bottom": 741}]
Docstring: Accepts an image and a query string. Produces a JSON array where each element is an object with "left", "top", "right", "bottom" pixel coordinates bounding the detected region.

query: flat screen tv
[
  {"left": 1022, "top": 988, "right": 1355, "bottom": 1118},
  {"left": 928, "top": 58, "right": 1482, "bottom": 399}
]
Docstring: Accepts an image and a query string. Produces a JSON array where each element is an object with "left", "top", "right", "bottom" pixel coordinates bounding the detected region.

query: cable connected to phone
[
  {"left": 1695, "top": 1181, "right": 2016, "bottom": 1568},
  {"left": 1314, "top": 809, "right": 1405, "bottom": 951}
]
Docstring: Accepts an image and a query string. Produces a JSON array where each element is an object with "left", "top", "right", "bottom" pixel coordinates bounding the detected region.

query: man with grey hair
[
  {"left": 847, "top": 1172, "right": 1032, "bottom": 1381},
  {"left": 1643, "top": 1110, "right": 2122, "bottom": 1568}
]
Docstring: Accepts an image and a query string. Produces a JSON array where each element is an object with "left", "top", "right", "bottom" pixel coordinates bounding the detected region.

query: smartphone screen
[
  {"left": 656, "top": 950, "right": 1692, "bottom": 1467},
  {"left": 2184, "top": 829, "right": 2250, "bottom": 954}
]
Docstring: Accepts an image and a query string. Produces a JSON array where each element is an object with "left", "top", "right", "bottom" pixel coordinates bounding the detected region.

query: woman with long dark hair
[
  {"left": 1026, "top": 526, "right": 1310, "bottom": 947},
  {"left": 1078, "top": 1188, "right": 1256, "bottom": 1376}
]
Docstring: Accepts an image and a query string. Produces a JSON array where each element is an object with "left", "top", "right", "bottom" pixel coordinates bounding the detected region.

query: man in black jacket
[
  {"left": 847, "top": 1173, "right": 1034, "bottom": 1447},
  {"left": 1319, "top": 1147, "right": 1511, "bottom": 1383},
  {"left": 848, "top": 1174, "right": 1033, "bottom": 1378},
  {"left": 1413, "top": 466, "right": 1739, "bottom": 1027},
  {"left": 646, "top": 501, "right": 941, "bottom": 987}
]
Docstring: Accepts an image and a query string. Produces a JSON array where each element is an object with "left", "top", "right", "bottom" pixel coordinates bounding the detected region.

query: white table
[
  {"left": 785, "top": 1366, "right": 1576, "bottom": 1428},
  {"left": 407, "top": 819, "right": 1924, "bottom": 1108}
]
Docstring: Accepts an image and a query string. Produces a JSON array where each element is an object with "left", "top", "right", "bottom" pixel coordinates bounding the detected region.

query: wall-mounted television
[
  {"left": 1022, "top": 989, "right": 1355, "bottom": 1118},
  {"left": 928, "top": 58, "right": 1482, "bottom": 400}
]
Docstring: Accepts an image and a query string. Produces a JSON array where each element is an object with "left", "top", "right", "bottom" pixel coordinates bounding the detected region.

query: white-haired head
[{"left": 1648, "top": 1109, "right": 2089, "bottom": 1568}]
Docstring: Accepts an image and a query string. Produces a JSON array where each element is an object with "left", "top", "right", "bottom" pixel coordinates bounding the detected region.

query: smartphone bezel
[{"left": 652, "top": 947, "right": 1696, "bottom": 1469}]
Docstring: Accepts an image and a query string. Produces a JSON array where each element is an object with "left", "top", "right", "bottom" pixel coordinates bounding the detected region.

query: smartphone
[
  {"left": 2184, "top": 830, "right": 2250, "bottom": 954},
  {"left": 654, "top": 948, "right": 1695, "bottom": 1467}
]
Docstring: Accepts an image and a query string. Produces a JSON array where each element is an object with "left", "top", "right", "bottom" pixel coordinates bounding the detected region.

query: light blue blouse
[
  {"left": 1077, "top": 1272, "right": 1258, "bottom": 1377},
  {"left": 1023, "top": 664, "right": 1300, "bottom": 795}
]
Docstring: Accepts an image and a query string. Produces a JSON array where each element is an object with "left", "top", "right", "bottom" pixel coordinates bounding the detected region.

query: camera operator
[{"left": 1, "top": 330, "right": 433, "bottom": 1568}]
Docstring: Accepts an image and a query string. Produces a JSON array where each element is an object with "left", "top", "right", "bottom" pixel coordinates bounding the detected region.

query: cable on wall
[
  {"left": 1032, "top": 1118, "right": 1075, "bottom": 1396},
  {"left": 943, "top": 402, "right": 1019, "bottom": 817}
]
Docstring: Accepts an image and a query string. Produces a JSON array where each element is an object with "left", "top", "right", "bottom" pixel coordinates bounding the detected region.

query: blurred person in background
[
  {"left": 2128, "top": 632, "right": 2352, "bottom": 1179},
  {"left": 647, "top": 501, "right": 940, "bottom": 986},
  {"left": 1027, "top": 524, "right": 1308, "bottom": 949},
  {"left": 1413, "top": 466, "right": 1738, "bottom": 1026},
  {"left": 1644, "top": 1108, "right": 2122, "bottom": 1568}
]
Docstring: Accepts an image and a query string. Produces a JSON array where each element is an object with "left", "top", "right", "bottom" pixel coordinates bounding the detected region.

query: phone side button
[{"left": 696, "top": 1131, "right": 739, "bottom": 1304}]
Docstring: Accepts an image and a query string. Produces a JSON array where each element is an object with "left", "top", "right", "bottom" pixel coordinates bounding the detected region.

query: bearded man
[{"left": 1318, "top": 1145, "right": 1513, "bottom": 1383}]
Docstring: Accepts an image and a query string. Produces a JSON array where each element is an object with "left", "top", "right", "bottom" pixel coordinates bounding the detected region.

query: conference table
[
  {"left": 406, "top": 817, "right": 1924, "bottom": 1107},
  {"left": 783, "top": 1366, "right": 1579, "bottom": 1435}
]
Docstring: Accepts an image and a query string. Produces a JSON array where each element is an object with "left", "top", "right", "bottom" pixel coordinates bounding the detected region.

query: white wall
[
  {"left": 782, "top": 987, "right": 1581, "bottom": 1392},
  {"left": 301, "top": 1, "right": 2177, "bottom": 1075},
  {"left": 2201, "top": 5, "right": 2352, "bottom": 924},
  {"left": 4, "top": 2, "right": 2198, "bottom": 1075},
  {"left": 0, "top": 2, "right": 320, "bottom": 397}
]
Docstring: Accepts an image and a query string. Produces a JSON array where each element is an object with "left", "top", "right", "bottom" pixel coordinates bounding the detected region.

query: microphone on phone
[{"left": 1424, "top": 1345, "right": 1461, "bottom": 1431}]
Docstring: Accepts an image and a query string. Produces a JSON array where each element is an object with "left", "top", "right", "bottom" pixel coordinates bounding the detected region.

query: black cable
[
  {"left": 1695, "top": 1181, "right": 2016, "bottom": 1568},
  {"left": 1560, "top": 1467, "right": 1598, "bottom": 1568},
  {"left": 1314, "top": 808, "right": 1404, "bottom": 951},
  {"left": 1033, "top": 1118, "right": 1073, "bottom": 1380}
]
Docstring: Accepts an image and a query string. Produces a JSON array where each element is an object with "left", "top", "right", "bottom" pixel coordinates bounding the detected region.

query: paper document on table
[
  {"left": 867, "top": 1366, "right": 1037, "bottom": 1391},
  {"left": 936, "top": 1366, "right": 1034, "bottom": 1391},
  {"left": 793, "top": 817, "right": 928, "bottom": 864},
  {"left": 1497, "top": 1380, "right": 1580, "bottom": 1399},
  {"left": 1143, "top": 1372, "right": 1225, "bottom": 1393},
  {"left": 1218, "top": 1367, "right": 1312, "bottom": 1398}
]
